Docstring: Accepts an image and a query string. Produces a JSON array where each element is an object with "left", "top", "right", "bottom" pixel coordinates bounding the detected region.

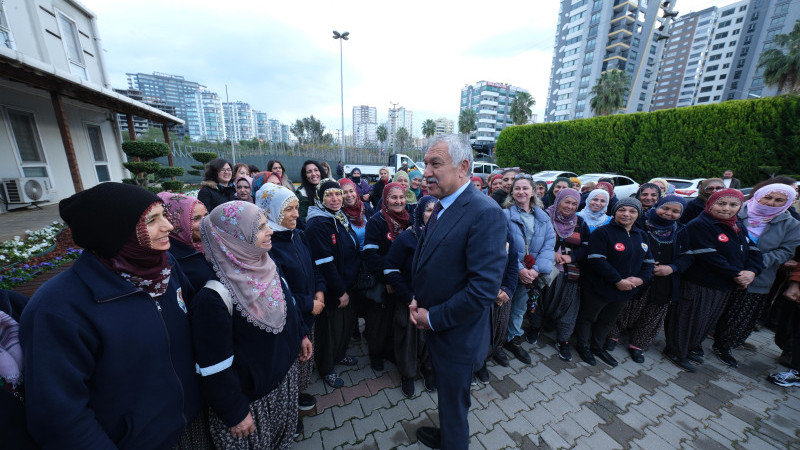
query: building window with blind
[
  {"left": 0, "top": 4, "right": 13, "bottom": 49},
  {"left": 86, "top": 124, "right": 110, "bottom": 182},
  {"left": 56, "top": 10, "right": 88, "bottom": 80},
  {"left": 4, "top": 109, "right": 49, "bottom": 178}
]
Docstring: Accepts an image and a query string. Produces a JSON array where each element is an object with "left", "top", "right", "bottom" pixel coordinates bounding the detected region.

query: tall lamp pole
[{"left": 333, "top": 30, "right": 349, "bottom": 164}]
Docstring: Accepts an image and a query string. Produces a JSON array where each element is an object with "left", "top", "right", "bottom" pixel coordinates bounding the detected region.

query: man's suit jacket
[
  {"left": 728, "top": 178, "right": 741, "bottom": 189},
  {"left": 412, "top": 184, "right": 507, "bottom": 368}
]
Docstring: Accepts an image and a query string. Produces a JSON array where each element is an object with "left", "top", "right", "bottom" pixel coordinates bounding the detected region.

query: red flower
[{"left": 523, "top": 254, "right": 536, "bottom": 269}]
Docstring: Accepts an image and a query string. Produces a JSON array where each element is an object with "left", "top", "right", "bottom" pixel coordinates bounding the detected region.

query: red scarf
[
  {"left": 339, "top": 178, "right": 366, "bottom": 227},
  {"left": 381, "top": 183, "right": 409, "bottom": 240},
  {"left": 704, "top": 188, "right": 744, "bottom": 233}
]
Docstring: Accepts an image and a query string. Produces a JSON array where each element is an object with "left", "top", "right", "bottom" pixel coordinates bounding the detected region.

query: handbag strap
[{"left": 204, "top": 280, "right": 233, "bottom": 316}]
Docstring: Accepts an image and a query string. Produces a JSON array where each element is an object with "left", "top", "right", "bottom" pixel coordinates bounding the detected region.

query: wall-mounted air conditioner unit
[{"left": 2, "top": 178, "right": 53, "bottom": 210}]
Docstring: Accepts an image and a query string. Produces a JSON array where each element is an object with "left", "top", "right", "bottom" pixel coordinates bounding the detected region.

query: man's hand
[
  {"left": 299, "top": 337, "right": 313, "bottom": 361},
  {"left": 230, "top": 413, "right": 255, "bottom": 439},
  {"left": 414, "top": 306, "right": 431, "bottom": 330},
  {"left": 496, "top": 289, "right": 510, "bottom": 306},
  {"left": 338, "top": 292, "right": 350, "bottom": 308},
  {"left": 409, "top": 299, "right": 418, "bottom": 326}
]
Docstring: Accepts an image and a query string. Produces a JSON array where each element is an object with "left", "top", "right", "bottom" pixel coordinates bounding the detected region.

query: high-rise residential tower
[
  {"left": 126, "top": 72, "right": 203, "bottom": 136},
  {"left": 460, "top": 81, "right": 528, "bottom": 151},
  {"left": 544, "top": 0, "right": 678, "bottom": 122},
  {"left": 434, "top": 117, "right": 454, "bottom": 136},
  {"left": 387, "top": 106, "right": 413, "bottom": 148},
  {"left": 222, "top": 101, "right": 256, "bottom": 142},
  {"left": 352, "top": 105, "right": 378, "bottom": 146}
]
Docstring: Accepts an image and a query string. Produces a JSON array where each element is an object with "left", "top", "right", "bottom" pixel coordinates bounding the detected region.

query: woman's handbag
[{"left": 353, "top": 263, "right": 377, "bottom": 291}]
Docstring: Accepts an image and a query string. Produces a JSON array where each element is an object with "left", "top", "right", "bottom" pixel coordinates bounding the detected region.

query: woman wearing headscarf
[
  {"left": 488, "top": 174, "right": 503, "bottom": 197},
  {"left": 368, "top": 167, "right": 391, "bottom": 209},
  {"left": 634, "top": 183, "right": 662, "bottom": 229},
  {"left": 363, "top": 182, "right": 409, "bottom": 384},
  {"left": 681, "top": 178, "right": 725, "bottom": 224},
  {"left": 198, "top": 158, "right": 236, "bottom": 212},
  {"left": 503, "top": 175, "right": 556, "bottom": 365},
  {"left": 383, "top": 194, "right": 437, "bottom": 396},
  {"left": 255, "top": 184, "right": 327, "bottom": 424},
  {"left": 648, "top": 178, "right": 671, "bottom": 195},
  {"left": 712, "top": 184, "right": 800, "bottom": 367},
  {"left": 543, "top": 177, "right": 571, "bottom": 207},
  {"left": 191, "top": 201, "right": 311, "bottom": 449},
  {"left": 578, "top": 181, "right": 616, "bottom": 213},
  {"left": 296, "top": 160, "right": 327, "bottom": 225},
  {"left": 607, "top": 196, "right": 692, "bottom": 364},
  {"left": 267, "top": 159, "right": 295, "bottom": 191},
  {"left": 158, "top": 192, "right": 212, "bottom": 292},
  {"left": 409, "top": 169, "right": 424, "bottom": 199},
  {"left": 470, "top": 176, "right": 484, "bottom": 192},
  {"left": 235, "top": 175, "right": 254, "bottom": 203},
  {"left": 569, "top": 177, "right": 581, "bottom": 190},
  {"left": 528, "top": 188, "right": 590, "bottom": 361},
  {"left": 577, "top": 189, "right": 611, "bottom": 233},
  {"left": 251, "top": 171, "right": 282, "bottom": 196},
  {"left": 21, "top": 183, "right": 205, "bottom": 449},
  {"left": 392, "top": 170, "right": 418, "bottom": 209},
  {"left": 348, "top": 168, "right": 372, "bottom": 202},
  {"left": 339, "top": 178, "right": 374, "bottom": 251},
  {"left": 581, "top": 181, "right": 596, "bottom": 194},
  {"left": 304, "top": 179, "right": 360, "bottom": 388},
  {"left": 576, "top": 198, "right": 654, "bottom": 367},
  {"left": 663, "top": 189, "right": 764, "bottom": 372}
]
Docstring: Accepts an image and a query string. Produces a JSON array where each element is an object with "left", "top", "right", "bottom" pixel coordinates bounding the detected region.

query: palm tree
[
  {"left": 589, "top": 69, "right": 632, "bottom": 116},
  {"left": 376, "top": 124, "right": 387, "bottom": 151},
  {"left": 757, "top": 20, "right": 800, "bottom": 94},
  {"left": 458, "top": 108, "right": 477, "bottom": 135},
  {"left": 509, "top": 92, "right": 536, "bottom": 125},
  {"left": 422, "top": 119, "right": 436, "bottom": 138},
  {"left": 395, "top": 127, "right": 410, "bottom": 150}
]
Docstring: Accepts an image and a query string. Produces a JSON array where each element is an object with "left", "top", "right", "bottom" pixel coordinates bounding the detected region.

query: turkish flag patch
[
  {"left": 386, "top": 232, "right": 393, "bottom": 241},
  {"left": 718, "top": 233, "right": 728, "bottom": 242},
  {"left": 614, "top": 243, "right": 626, "bottom": 251},
  {"left": 331, "top": 234, "right": 337, "bottom": 244}
]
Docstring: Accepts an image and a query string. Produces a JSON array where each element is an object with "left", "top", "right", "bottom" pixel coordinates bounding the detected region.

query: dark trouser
[
  {"left": 714, "top": 290, "right": 767, "bottom": 350},
  {"left": 364, "top": 290, "right": 395, "bottom": 360},
  {"left": 774, "top": 296, "right": 800, "bottom": 371},
  {"left": 430, "top": 353, "right": 472, "bottom": 450},
  {"left": 664, "top": 281, "right": 731, "bottom": 360},
  {"left": 487, "top": 300, "right": 512, "bottom": 360},
  {"left": 574, "top": 290, "right": 628, "bottom": 350},
  {"left": 530, "top": 276, "right": 580, "bottom": 342},
  {"left": 393, "top": 300, "right": 428, "bottom": 378}
]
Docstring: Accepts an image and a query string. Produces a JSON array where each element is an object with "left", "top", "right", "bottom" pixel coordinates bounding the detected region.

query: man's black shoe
[
  {"left": 576, "top": 345, "right": 596, "bottom": 366},
  {"left": 592, "top": 348, "right": 619, "bottom": 367},
  {"left": 492, "top": 349, "right": 510, "bottom": 367},
  {"left": 421, "top": 369, "right": 436, "bottom": 392},
  {"left": 503, "top": 337, "right": 532, "bottom": 364},
  {"left": 401, "top": 376, "right": 415, "bottom": 398},
  {"left": 475, "top": 363, "right": 490, "bottom": 383},
  {"left": 416, "top": 426, "right": 441, "bottom": 449}
]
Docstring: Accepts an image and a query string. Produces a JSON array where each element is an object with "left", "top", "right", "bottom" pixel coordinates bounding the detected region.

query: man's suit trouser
[{"left": 430, "top": 348, "right": 473, "bottom": 449}]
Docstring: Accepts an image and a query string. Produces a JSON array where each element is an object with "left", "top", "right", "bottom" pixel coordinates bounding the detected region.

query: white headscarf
[
  {"left": 255, "top": 184, "right": 298, "bottom": 232},
  {"left": 577, "top": 189, "right": 611, "bottom": 229}
]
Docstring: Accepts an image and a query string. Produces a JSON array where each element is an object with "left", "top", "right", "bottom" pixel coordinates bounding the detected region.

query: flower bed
[{"left": 0, "top": 224, "right": 83, "bottom": 290}]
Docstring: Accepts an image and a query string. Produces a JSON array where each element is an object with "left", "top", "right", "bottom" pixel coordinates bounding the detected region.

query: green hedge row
[{"left": 495, "top": 96, "right": 800, "bottom": 186}]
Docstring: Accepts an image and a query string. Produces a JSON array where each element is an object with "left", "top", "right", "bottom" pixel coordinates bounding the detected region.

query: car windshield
[
  {"left": 533, "top": 171, "right": 565, "bottom": 177},
  {"left": 578, "top": 175, "right": 603, "bottom": 183},
  {"left": 667, "top": 180, "right": 694, "bottom": 189}
]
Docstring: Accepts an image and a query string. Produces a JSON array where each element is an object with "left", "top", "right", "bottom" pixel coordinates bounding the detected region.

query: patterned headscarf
[
  {"left": 200, "top": 201, "right": 286, "bottom": 333},
  {"left": 251, "top": 171, "right": 277, "bottom": 194},
  {"left": 382, "top": 182, "right": 410, "bottom": 240},
  {"left": 595, "top": 181, "right": 615, "bottom": 198},
  {"left": 704, "top": 188, "right": 745, "bottom": 232},
  {"left": 339, "top": 178, "right": 366, "bottom": 227},
  {"left": 546, "top": 177, "right": 572, "bottom": 204},
  {"left": 234, "top": 175, "right": 254, "bottom": 203},
  {"left": 255, "top": 183, "right": 298, "bottom": 232},
  {"left": 745, "top": 183, "right": 797, "bottom": 238},
  {"left": 645, "top": 195, "right": 686, "bottom": 243},
  {"left": 315, "top": 178, "right": 350, "bottom": 230},
  {"left": 546, "top": 188, "right": 581, "bottom": 238},
  {"left": 698, "top": 178, "right": 725, "bottom": 202},
  {"left": 648, "top": 178, "right": 671, "bottom": 195},
  {"left": 0, "top": 311, "right": 22, "bottom": 389},
  {"left": 488, "top": 174, "right": 503, "bottom": 195},
  {"left": 578, "top": 189, "right": 611, "bottom": 230},
  {"left": 157, "top": 192, "right": 205, "bottom": 252},
  {"left": 413, "top": 195, "right": 438, "bottom": 237},
  {"left": 393, "top": 171, "right": 418, "bottom": 205}
]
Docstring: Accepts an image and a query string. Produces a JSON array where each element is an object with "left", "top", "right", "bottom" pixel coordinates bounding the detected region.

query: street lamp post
[{"left": 333, "top": 30, "right": 349, "bottom": 164}]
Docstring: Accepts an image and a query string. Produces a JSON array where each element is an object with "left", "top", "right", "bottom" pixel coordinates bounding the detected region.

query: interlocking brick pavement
[{"left": 296, "top": 319, "right": 800, "bottom": 449}]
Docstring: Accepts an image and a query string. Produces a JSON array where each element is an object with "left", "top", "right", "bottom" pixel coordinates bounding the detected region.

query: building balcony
[
  {"left": 477, "top": 126, "right": 495, "bottom": 133},
  {"left": 479, "top": 99, "right": 499, "bottom": 106},
  {"left": 478, "top": 117, "right": 496, "bottom": 124},
  {"left": 613, "top": 0, "right": 638, "bottom": 9},
  {"left": 481, "top": 90, "right": 500, "bottom": 97},
  {"left": 476, "top": 136, "right": 496, "bottom": 141},
  {"left": 478, "top": 109, "right": 497, "bottom": 115},
  {"left": 610, "top": 12, "right": 636, "bottom": 24}
]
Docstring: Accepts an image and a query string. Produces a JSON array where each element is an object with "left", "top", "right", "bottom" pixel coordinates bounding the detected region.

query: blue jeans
[{"left": 507, "top": 284, "right": 529, "bottom": 342}]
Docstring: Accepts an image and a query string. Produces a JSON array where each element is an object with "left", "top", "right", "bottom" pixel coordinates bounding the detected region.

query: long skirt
[
  {"left": 529, "top": 275, "right": 580, "bottom": 342},
  {"left": 315, "top": 298, "right": 356, "bottom": 376},
  {"left": 713, "top": 290, "right": 768, "bottom": 350},
  {"left": 664, "top": 281, "right": 731, "bottom": 360},
  {"left": 393, "top": 300, "right": 428, "bottom": 378},
  {"left": 608, "top": 287, "right": 670, "bottom": 349},
  {"left": 364, "top": 289, "right": 395, "bottom": 361},
  {"left": 209, "top": 361, "right": 299, "bottom": 450},
  {"left": 488, "top": 300, "right": 512, "bottom": 360},
  {"left": 297, "top": 324, "right": 315, "bottom": 392},
  {"left": 173, "top": 408, "right": 213, "bottom": 450}
]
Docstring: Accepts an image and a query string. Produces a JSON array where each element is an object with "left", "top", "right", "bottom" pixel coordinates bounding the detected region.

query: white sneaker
[{"left": 767, "top": 369, "right": 800, "bottom": 387}]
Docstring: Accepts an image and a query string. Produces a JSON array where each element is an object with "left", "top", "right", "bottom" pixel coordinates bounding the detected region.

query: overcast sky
[{"left": 83, "top": 0, "right": 728, "bottom": 136}]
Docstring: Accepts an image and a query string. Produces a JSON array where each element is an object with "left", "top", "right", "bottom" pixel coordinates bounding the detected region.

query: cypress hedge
[{"left": 495, "top": 95, "right": 800, "bottom": 186}]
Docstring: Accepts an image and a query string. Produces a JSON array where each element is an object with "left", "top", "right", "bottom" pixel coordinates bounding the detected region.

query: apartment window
[
  {"left": 723, "top": 63, "right": 730, "bottom": 69},
  {"left": 562, "top": 70, "right": 576, "bottom": 78},
  {"left": 716, "top": 85, "right": 724, "bottom": 90},
  {"left": 637, "top": 104, "right": 644, "bottom": 112},
  {"left": 709, "top": 54, "right": 722, "bottom": 61},
  {"left": 769, "top": 17, "right": 785, "bottom": 29},
  {"left": 56, "top": 11, "right": 88, "bottom": 80},
  {"left": 632, "top": 37, "right": 640, "bottom": 47},
  {"left": 729, "top": 40, "right": 737, "bottom": 46},
  {"left": 700, "top": 86, "right": 713, "bottom": 93},
  {"left": 715, "top": 32, "right": 729, "bottom": 39},
  {"left": 774, "top": 3, "right": 789, "bottom": 16},
  {"left": 718, "top": 20, "right": 732, "bottom": 28},
  {"left": 567, "top": 24, "right": 583, "bottom": 34},
  {"left": 741, "top": 46, "right": 749, "bottom": 56},
  {"left": 706, "top": 65, "right": 719, "bottom": 71},
  {"left": 713, "top": 96, "right": 721, "bottom": 101},
  {"left": 590, "top": 12, "right": 600, "bottom": 25},
  {"left": 703, "top": 75, "right": 716, "bottom": 82},
  {"left": 739, "top": 5, "right": 747, "bottom": 11},
  {"left": 5, "top": 109, "right": 49, "bottom": 178},
  {"left": 719, "top": 74, "right": 727, "bottom": 80},
  {"left": 751, "top": 12, "right": 759, "bottom": 21},
  {"left": 564, "top": 48, "right": 579, "bottom": 57},
  {"left": 0, "top": 4, "right": 13, "bottom": 49},
  {"left": 712, "top": 43, "right": 725, "bottom": 50},
  {"left": 698, "top": 96, "right": 710, "bottom": 102},
  {"left": 569, "top": 11, "right": 586, "bottom": 22},
  {"left": 721, "top": 8, "right": 735, "bottom": 17},
  {"left": 734, "top": 70, "right": 742, "bottom": 79},
  {"left": 86, "top": 125, "right": 110, "bottom": 182},
  {"left": 639, "top": 92, "right": 646, "bottom": 101},
  {"left": 629, "top": 50, "right": 638, "bottom": 61},
  {"left": 726, "top": 52, "right": 734, "bottom": 57},
  {"left": 563, "top": 59, "right": 577, "bottom": 68},
  {"left": 736, "top": 17, "right": 744, "bottom": 24}
]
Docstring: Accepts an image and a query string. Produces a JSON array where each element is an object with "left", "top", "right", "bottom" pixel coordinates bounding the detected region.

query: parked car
[
  {"left": 578, "top": 173, "right": 640, "bottom": 198},
  {"left": 472, "top": 161, "right": 499, "bottom": 183},
  {"left": 664, "top": 178, "right": 706, "bottom": 198},
  {"left": 532, "top": 171, "right": 579, "bottom": 185}
]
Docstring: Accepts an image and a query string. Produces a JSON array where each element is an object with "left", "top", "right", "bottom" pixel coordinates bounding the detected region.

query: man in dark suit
[
  {"left": 723, "top": 170, "right": 741, "bottom": 189},
  {"left": 409, "top": 134, "right": 507, "bottom": 449}
]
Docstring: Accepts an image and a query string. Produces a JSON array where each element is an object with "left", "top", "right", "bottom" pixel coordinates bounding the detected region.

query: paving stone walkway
[{"left": 295, "top": 322, "right": 800, "bottom": 449}]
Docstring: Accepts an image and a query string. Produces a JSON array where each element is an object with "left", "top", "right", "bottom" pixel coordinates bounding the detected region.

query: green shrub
[
  {"left": 157, "top": 167, "right": 185, "bottom": 178},
  {"left": 123, "top": 161, "right": 162, "bottom": 174},
  {"left": 160, "top": 180, "right": 185, "bottom": 192},
  {"left": 191, "top": 152, "right": 218, "bottom": 164},
  {"left": 121, "top": 141, "right": 170, "bottom": 159},
  {"left": 495, "top": 96, "right": 800, "bottom": 186}
]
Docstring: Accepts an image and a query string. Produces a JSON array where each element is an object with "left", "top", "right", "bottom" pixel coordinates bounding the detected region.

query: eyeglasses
[{"left": 220, "top": 168, "right": 233, "bottom": 173}]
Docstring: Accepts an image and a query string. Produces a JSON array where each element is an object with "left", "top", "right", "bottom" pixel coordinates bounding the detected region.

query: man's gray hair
[{"left": 427, "top": 134, "right": 473, "bottom": 168}]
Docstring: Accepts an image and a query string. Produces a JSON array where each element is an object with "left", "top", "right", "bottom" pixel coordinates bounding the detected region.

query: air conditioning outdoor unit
[{"left": 2, "top": 178, "right": 53, "bottom": 209}]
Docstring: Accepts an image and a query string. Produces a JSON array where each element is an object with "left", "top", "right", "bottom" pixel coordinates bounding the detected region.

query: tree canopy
[{"left": 590, "top": 69, "right": 632, "bottom": 116}]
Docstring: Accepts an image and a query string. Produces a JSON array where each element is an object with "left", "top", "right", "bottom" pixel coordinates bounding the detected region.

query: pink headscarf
[
  {"left": 0, "top": 311, "right": 22, "bottom": 389},
  {"left": 158, "top": 192, "right": 204, "bottom": 252},
  {"left": 744, "top": 183, "right": 798, "bottom": 238},
  {"left": 200, "top": 201, "right": 286, "bottom": 333}
]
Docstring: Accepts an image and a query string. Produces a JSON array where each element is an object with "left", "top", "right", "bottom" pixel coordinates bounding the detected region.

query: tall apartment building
[
  {"left": 352, "top": 105, "right": 377, "bottom": 146},
  {"left": 544, "top": 0, "right": 677, "bottom": 122},
  {"left": 387, "top": 106, "right": 413, "bottom": 148},
  {"left": 114, "top": 88, "right": 177, "bottom": 136},
  {"left": 254, "top": 111, "right": 269, "bottom": 140},
  {"left": 434, "top": 117, "right": 454, "bottom": 136},
  {"left": 460, "top": 81, "right": 528, "bottom": 150},
  {"left": 186, "top": 88, "right": 226, "bottom": 142},
  {"left": 722, "top": 0, "right": 800, "bottom": 100},
  {"left": 126, "top": 72, "right": 203, "bottom": 136},
  {"left": 222, "top": 101, "right": 256, "bottom": 142}
]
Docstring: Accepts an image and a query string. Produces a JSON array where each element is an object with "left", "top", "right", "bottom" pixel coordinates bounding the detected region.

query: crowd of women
[{"left": 7, "top": 154, "right": 800, "bottom": 449}]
